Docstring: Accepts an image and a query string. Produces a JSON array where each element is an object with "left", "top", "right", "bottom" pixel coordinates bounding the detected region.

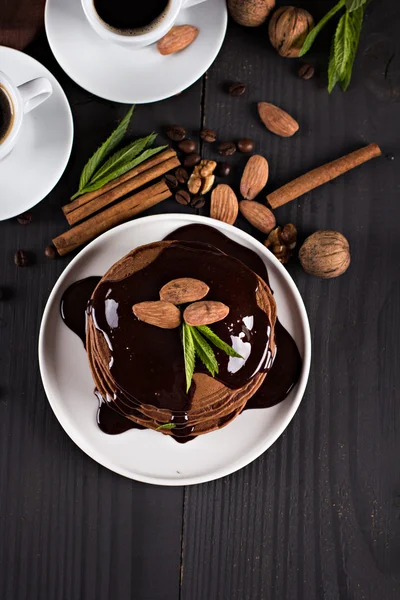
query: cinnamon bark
[
  {"left": 53, "top": 180, "right": 171, "bottom": 256},
  {"left": 64, "top": 155, "right": 180, "bottom": 225},
  {"left": 63, "top": 148, "right": 177, "bottom": 217},
  {"left": 267, "top": 143, "right": 382, "bottom": 209}
]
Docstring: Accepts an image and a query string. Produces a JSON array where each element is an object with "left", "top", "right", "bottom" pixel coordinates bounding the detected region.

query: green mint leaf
[
  {"left": 333, "top": 12, "right": 352, "bottom": 80},
  {"left": 299, "top": 0, "right": 345, "bottom": 56},
  {"left": 191, "top": 327, "right": 219, "bottom": 377},
  {"left": 328, "top": 39, "right": 340, "bottom": 92},
  {"left": 77, "top": 146, "right": 166, "bottom": 195},
  {"left": 196, "top": 325, "right": 243, "bottom": 359},
  {"left": 89, "top": 133, "right": 157, "bottom": 184},
  {"left": 76, "top": 106, "right": 134, "bottom": 195},
  {"left": 156, "top": 423, "right": 176, "bottom": 430},
  {"left": 182, "top": 322, "right": 195, "bottom": 393},
  {"left": 339, "top": 6, "right": 364, "bottom": 90},
  {"left": 345, "top": 0, "right": 367, "bottom": 11}
]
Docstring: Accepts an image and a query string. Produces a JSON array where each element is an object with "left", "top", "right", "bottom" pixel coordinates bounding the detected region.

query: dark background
[{"left": 1, "top": 1, "right": 400, "bottom": 598}]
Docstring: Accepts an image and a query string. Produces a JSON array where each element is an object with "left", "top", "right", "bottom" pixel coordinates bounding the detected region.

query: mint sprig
[
  {"left": 71, "top": 106, "right": 165, "bottom": 200},
  {"left": 300, "top": 0, "right": 369, "bottom": 92},
  {"left": 182, "top": 323, "right": 244, "bottom": 393},
  {"left": 156, "top": 423, "right": 176, "bottom": 431}
]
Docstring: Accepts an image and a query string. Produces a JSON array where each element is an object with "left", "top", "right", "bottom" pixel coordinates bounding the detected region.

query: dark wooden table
[{"left": 1, "top": 1, "right": 400, "bottom": 598}]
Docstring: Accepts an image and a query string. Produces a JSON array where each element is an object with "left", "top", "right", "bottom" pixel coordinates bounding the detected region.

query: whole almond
[
  {"left": 210, "top": 184, "right": 238, "bottom": 225},
  {"left": 240, "top": 155, "right": 269, "bottom": 200},
  {"left": 132, "top": 301, "right": 181, "bottom": 329},
  {"left": 159, "top": 278, "right": 209, "bottom": 305},
  {"left": 157, "top": 25, "right": 199, "bottom": 56},
  {"left": 184, "top": 301, "right": 230, "bottom": 326},
  {"left": 239, "top": 200, "right": 276, "bottom": 234},
  {"left": 258, "top": 102, "right": 299, "bottom": 137}
]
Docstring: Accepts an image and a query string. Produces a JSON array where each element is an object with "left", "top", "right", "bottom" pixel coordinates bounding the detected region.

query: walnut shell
[
  {"left": 299, "top": 230, "right": 350, "bottom": 279},
  {"left": 268, "top": 6, "right": 314, "bottom": 58},
  {"left": 228, "top": 0, "right": 275, "bottom": 27}
]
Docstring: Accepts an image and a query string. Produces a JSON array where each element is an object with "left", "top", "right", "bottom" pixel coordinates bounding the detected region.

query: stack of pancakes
[{"left": 86, "top": 240, "right": 277, "bottom": 441}]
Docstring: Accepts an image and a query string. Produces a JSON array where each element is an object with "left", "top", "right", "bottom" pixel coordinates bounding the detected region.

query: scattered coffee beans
[
  {"left": 45, "top": 245, "right": 58, "bottom": 259},
  {"left": 16, "top": 212, "right": 32, "bottom": 225},
  {"left": 166, "top": 125, "right": 186, "bottom": 142},
  {"left": 228, "top": 82, "right": 246, "bottom": 97},
  {"left": 217, "top": 162, "right": 231, "bottom": 177},
  {"left": 218, "top": 141, "right": 236, "bottom": 157},
  {"left": 298, "top": 64, "right": 315, "bottom": 80},
  {"left": 200, "top": 128, "right": 217, "bottom": 143},
  {"left": 175, "top": 190, "right": 191, "bottom": 205},
  {"left": 237, "top": 138, "right": 254, "bottom": 153},
  {"left": 14, "top": 249, "right": 29, "bottom": 267},
  {"left": 178, "top": 139, "right": 196, "bottom": 154},
  {"left": 184, "top": 153, "right": 201, "bottom": 168},
  {"left": 164, "top": 173, "right": 179, "bottom": 189},
  {"left": 190, "top": 196, "right": 205, "bottom": 209}
]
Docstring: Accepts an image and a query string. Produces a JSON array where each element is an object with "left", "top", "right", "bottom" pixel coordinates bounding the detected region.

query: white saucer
[
  {"left": 0, "top": 47, "right": 73, "bottom": 221},
  {"left": 39, "top": 215, "right": 311, "bottom": 486},
  {"left": 45, "top": 0, "right": 227, "bottom": 103}
]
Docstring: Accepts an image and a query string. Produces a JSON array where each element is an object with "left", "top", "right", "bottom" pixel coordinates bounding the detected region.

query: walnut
[
  {"left": 299, "top": 230, "right": 350, "bottom": 278},
  {"left": 187, "top": 160, "right": 217, "bottom": 195},
  {"left": 264, "top": 224, "right": 297, "bottom": 264},
  {"left": 268, "top": 7, "right": 314, "bottom": 58}
]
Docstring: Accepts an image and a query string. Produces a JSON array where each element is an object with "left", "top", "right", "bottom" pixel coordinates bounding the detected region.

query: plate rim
[
  {"left": 39, "top": 214, "right": 311, "bottom": 486},
  {"left": 0, "top": 45, "right": 74, "bottom": 221},
  {"left": 44, "top": 0, "right": 228, "bottom": 104}
]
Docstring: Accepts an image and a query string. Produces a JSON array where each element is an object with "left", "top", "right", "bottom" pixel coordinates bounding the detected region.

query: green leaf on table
[
  {"left": 76, "top": 105, "right": 134, "bottom": 195},
  {"left": 196, "top": 325, "right": 243, "bottom": 359},
  {"left": 182, "top": 322, "right": 195, "bottom": 393},
  {"left": 76, "top": 145, "right": 167, "bottom": 195},
  {"left": 299, "top": 0, "right": 345, "bottom": 56},
  {"left": 339, "top": 6, "right": 364, "bottom": 90},
  {"left": 156, "top": 423, "right": 176, "bottom": 430},
  {"left": 328, "top": 39, "right": 340, "bottom": 92},
  {"left": 333, "top": 12, "right": 352, "bottom": 79},
  {"left": 345, "top": 0, "right": 368, "bottom": 11},
  {"left": 329, "top": 6, "right": 364, "bottom": 92},
  {"left": 89, "top": 133, "right": 157, "bottom": 184},
  {"left": 191, "top": 327, "right": 219, "bottom": 377}
]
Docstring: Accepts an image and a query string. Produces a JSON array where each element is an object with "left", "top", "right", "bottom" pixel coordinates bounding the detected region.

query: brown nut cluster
[
  {"left": 299, "top": 230, "right": 350, "bottom": 278},
  {"left": 268, "top": 7, "right": 314, "bottom": 58},
  {"left": 264, "top": 224, "right": 297, "bottom": 264},
  {"left": 188, "top": 160, "right": 217, "bottom": 195}
]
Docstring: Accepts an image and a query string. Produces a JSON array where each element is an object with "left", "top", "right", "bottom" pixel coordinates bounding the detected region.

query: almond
[
  {"left": 157, "top": 25, "right": 199, "bottom": 56},
  {"left": 239, "top": 200, "right": 276, "bottom": 234},
  {"left": 132, "top": 301, "right": 181, "bottom": 329},
  {"left": 257, "top": 102, "right": 299, "bottom": 137},
  {"left": 159, "top": 278, "right": 209, "bottom": 305},
  {"left": 183, "top": 301, "right": 230, "bottom": 327},
  {"left": 210, "top": 184, "right": 238, "bottom": 225},
  {"left": 240, "top": 155, "right": 269, "bottom": 200}
]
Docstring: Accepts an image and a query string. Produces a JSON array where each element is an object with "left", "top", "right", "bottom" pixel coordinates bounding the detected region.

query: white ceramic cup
[
  {"left": 0, "top": 71, "right": 53, "bottom": 161},
  {"left": 81, "top": 0, "right": 209, "bottom": 48}
]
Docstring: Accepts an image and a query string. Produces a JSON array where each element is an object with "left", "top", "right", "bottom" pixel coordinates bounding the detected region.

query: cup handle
[
  {"left": 182, "top": 0, "right": 208, "bottom": 7},
  {"left": 17, "top": 77, "right": 53, "bottom": 114}
]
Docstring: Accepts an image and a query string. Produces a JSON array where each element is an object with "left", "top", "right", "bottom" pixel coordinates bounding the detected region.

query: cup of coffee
[
  {"left": 81, "top": 0, "right": 208, "bottom": 48},
  {"left": 0, "top": 71, "right": 53, "bottom": 161}
]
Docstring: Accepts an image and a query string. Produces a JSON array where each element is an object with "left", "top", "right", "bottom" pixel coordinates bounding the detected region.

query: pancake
[{"left": 85, "top": 239, "right": 277, "bottom": 441}]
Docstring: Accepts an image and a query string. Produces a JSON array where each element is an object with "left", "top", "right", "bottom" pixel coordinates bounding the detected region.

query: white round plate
[
  {"left": 0, "top": 47, "right": 73, "bottom": 221},
  {"left": 39, "top": 215, "right": 311, "bottom": 486},
  {"left": 45, "top": 0, "right": 227, "bottom": 104}
]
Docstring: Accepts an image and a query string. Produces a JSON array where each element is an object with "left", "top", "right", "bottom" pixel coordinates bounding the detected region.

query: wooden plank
[{"left": 181, "top": 1, "right": 400, "bottom": 598}]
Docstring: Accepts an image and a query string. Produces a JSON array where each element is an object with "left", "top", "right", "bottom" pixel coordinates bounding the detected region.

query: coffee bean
[
  {"left": 178, "top": 139, "right": 196, "bottom": 154},
  {"left": 16, "top": 211, "right": 32, "bottom": 225},
  {"left": 175, "top": 167, "right": 189, "bottom": 183},
  {"left": 237, "top": 138, "right": 254, "bottom": 153},
  {"left": 175, "top": 190, "right": 191, "bottom": 205},
  {"left": 228, "top": 82, "right": 246, "bottom": 97},
  {"left": 190, "top": 196, "right": 205, "bottom": 209},
  {"left": 45, "top": 245, "right": 58, "bottom": 259},
  {"left": 183, "top": 153, "right": 201, "bottom": 168},
  {"left": 164, "top": 173, "right": 178, "bottom": 189},
  {"left": 217, "top": 162, "right": 231, "bottom": 178},
  {"left": 14, "top": 249, "right": 29, "bottom": 267},
  {"left": 218, "top": 141, "right": 236, "bottom": 157},
  {"left": 298, "top": 64, "right": 315, "bottom": 80},
  {"left": 166, "top": 125, "right": 186, "bottom": 142},
  {"left": 200, "top": 128, "right": 217, "bottom": 143}
]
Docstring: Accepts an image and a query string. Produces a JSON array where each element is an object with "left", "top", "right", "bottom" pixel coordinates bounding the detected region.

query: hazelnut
[
  {"left": 269, "top": 7, "right": 314, "bottom": 58},
  {"left": 299, "top": 230, "right": 350, "bottom": 278}
]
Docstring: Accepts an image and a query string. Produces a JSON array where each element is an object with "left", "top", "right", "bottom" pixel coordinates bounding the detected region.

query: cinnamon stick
[
  {"left": 267, "top": 143, "right": 382, "bottom": 209},
  {"left": 53, "top": 180, "right": 171, "bottom": 256},
  {"left": 63, "top": 147, "right": 177, "bottom": 217},
  {"left": 64, "top": 155, "right": 180, "bottom": 226}
]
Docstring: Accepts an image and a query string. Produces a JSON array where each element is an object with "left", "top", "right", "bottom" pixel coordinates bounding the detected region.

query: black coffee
[
  {"left": 0, "top": 85, "right": 13, "bottom": 143},
  {"left": 93, "top": 0, "right": 170, "bottom": 33}
]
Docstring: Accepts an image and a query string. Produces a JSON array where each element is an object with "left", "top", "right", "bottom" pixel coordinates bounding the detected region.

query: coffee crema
[
  {"left": 93, "top": 0, "right": 170, "bottom": 34},
  {"left": 0, "top": 85, "right": 14, "bottom": 143}
]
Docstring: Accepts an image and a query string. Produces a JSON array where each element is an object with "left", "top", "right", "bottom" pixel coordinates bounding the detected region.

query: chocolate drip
[{"left": 60, "top": 276, "right": 101, "bottom": 345}]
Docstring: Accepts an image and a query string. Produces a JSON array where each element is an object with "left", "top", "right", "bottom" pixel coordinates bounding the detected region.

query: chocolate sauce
[
  {"left": 60, "top": 224, "right": 302, "bottom": 441},
  {"left": 60, "top": 276, "right": 101, "bottom": 345}
]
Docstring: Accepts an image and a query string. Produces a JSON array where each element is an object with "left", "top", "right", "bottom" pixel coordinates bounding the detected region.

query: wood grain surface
[{"left": 1, "top": 1, "right": 400, "bottom": 598}]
